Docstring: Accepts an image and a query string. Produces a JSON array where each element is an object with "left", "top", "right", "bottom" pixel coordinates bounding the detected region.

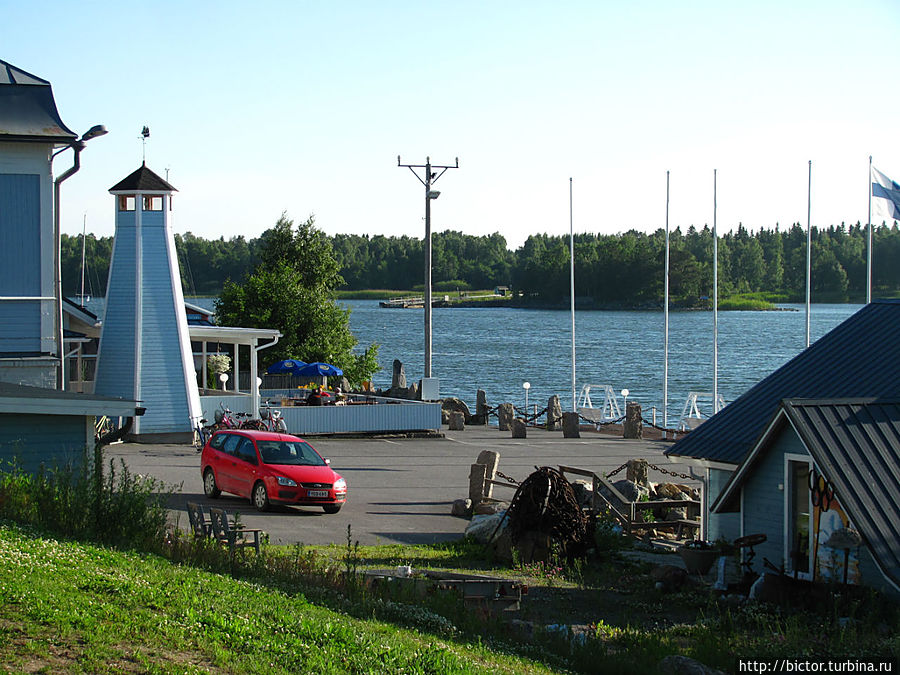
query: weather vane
[{"left": 140, "top": 126, "right": 150, "bottom": 162}]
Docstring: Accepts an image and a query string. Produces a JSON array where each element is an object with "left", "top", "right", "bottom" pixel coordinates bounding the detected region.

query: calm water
[
  {"left": 81, "top": 296, "right": 861, "bottom": 420},
  {"left": 342, "top": 301, "right": 862, "bottom": 419}
]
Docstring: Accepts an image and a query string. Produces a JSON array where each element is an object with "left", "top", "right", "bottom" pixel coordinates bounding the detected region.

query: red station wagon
[{"left": 201, "top": 429, "right": 347, "bottom": 513}]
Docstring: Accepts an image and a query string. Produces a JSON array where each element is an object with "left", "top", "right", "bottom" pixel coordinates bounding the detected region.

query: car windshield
[{"left": 257, "top": 440, "right": 326, "bottom": 466}]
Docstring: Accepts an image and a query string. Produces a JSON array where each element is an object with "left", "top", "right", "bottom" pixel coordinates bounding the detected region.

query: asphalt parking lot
[{"left": 107, "top": 425, "right": 700, "bottom": 546}]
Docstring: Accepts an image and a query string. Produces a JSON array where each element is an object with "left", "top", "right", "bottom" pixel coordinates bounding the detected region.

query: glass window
[
  {"left": 788, "top": 460, "right": 811, "bottom": 576},
  {"left": 221, "top": 433, "right": 241, "bottom": 456},
  {"left": 143, "top": 196, "right": 163, "bottom": 211},
  {"left": 118, "top": 195, "right": 135, "bottom": 211},
  {"left": 235, "top": 437, "right": 258, "bottom": 464},
  {"left": 209, "top": 433, "right": 227, "bottom": 450},
  {"left": 258, "top": 441, "right": 325, "bottom": 466}
]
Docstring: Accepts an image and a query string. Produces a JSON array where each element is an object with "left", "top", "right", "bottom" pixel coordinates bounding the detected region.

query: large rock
[
  {"left": 464, "top": 512, "right": 507, "bottom": 544},
  {"left": 510, "top": 418, "right": 527, "bottom": 438},
  {"left": 450, "top": 498, "right": 472, "bottom": 518},
  {"left": 441, "top": 397, "right": 471, "bottom": 425},
  {"left": 546, "top": 395, "right": 562, "bottom": 431},
  {"left": 562, "top": 411, "right": 581, "bottom": 438},
  {"left": 392, "top": 359, "right": 407, "bottom": 389},
  {"left": 623, "top": 402, "right": 643, "bottom": 439},
  {"left": 571, "top": 480, "right": 594, "bottom": 508},
  {"left": 626, "top": 458, "right": 649, "bottom": 487},
  {"left": 407, "top": 382, "right": 419, "bottom": 400},
  {"left": 468, "top": 463, "right": 487, "bottom": 503},
  {"left": 476, "top": 450, "right": 499, "bottom": 499},
  {"left": 612, "top": 479, "right": 650, "bottom": 503},
  {"left": 448, "top": 411, "right": 465, "bottom": 430},
  {"left": 497, "top": 403, "right": 514, "bottom": 431},
  {"left": 474, "top": 389, "right": 488, "bottom": 425}
]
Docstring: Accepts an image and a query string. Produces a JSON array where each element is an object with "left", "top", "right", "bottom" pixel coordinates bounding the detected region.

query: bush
[{"left": 0, "top": 445, "right": 170, "bottom": 550}]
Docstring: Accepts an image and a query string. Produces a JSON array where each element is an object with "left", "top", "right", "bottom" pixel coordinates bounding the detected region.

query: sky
[{"left": 5, "top": 1, "right": 900, "bottom": 250}]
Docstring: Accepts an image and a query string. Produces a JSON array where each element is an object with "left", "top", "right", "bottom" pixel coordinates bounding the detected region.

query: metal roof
[
  {"left": 666, "top": 300, "right": 900, "bottom": 465},
  {"left": 109, "top": 163, "right": 177, "bottom": 193},
  {"left": 0, "top": 58, "right": 77, "bottom": 143},
  {"left": 714, "top": 398, "right": 900, "bottom": 590},
  {"left": 0, "top": 381, "right": 139, "bottom": 417}
]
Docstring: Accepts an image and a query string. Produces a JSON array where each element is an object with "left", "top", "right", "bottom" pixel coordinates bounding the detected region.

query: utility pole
[{"left": 397, "top": 155, "right": 459, "bottom": 378}]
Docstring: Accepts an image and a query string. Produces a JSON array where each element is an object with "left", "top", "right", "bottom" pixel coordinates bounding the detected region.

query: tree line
[{"left": 62, "top": 221, "right": 900, "bottom": 305}]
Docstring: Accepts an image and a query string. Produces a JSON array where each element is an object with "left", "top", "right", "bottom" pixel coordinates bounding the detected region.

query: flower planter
[{"left": 678, "top": 546, "right": 719, "bottom": 575}]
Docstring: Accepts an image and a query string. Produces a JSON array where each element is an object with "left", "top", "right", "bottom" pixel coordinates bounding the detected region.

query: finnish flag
[{"left": 872, "top": 167, "right": 900, "bottom": 221}]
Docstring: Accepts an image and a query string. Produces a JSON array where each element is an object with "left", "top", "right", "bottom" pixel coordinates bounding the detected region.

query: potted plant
[{"left": 678, "top": 539, "right": 720, "bottom": 575}]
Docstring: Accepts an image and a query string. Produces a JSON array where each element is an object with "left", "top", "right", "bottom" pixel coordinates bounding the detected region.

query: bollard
[
  {"left": 626, "top": 458, "right": 649, "bottom": 487},
  {"left": 497, "top": 403, "right": 514, "bottom": 431},
  {"left": 562, "top": 411, "right": 581, "bottom": 438},
  {"left": 623, "top": 402, "right": 643, "bottom": 439},
  {"left": 475, "top": 389, "right": 488, "bottom": 425},
  {"left": 547, "top": 395, "right": 562, "bottom": 431},
  {"left": 510, "top": 417, "right": 527, "bottom": 438}
]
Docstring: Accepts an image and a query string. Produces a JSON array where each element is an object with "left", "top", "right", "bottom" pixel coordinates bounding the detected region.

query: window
[
  {"left": 143, "top": 196, "right": 163, "bottom": 211},
  {"left": 221, "top": 433, "right": 242, "bottom": 457},
  {"left": 786, "top": 459, "right": 811, "bottom": 577},
  {"left": 118, "top": 195, "right": 135, "bottom": 211}
]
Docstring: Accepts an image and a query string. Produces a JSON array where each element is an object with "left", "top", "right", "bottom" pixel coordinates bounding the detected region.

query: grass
[
  {"left": 0, "top": 523, "right": 556, "bottom": 674},
  {"left": 0, "top": 453, "right": 898, "bottom": 673}
]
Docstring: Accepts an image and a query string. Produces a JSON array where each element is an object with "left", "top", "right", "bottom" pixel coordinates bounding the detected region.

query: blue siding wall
[
  {"left": 0, "top": 413, "right": 89, "bottom": 473},
  {"left": 137, "top": 210, "right": 190, "bottom": 434},
  {"left": 708, "top": 468, "right": 740, "bottom": 543},
  {"left": 741, "top": 431, "right": 806, "bottom": 572},
  {"left": 0, "top": 174, "right": 41, "bottom": 354},
  {"left": 93, "top": 213, "right": 136, "bottom": 399}
]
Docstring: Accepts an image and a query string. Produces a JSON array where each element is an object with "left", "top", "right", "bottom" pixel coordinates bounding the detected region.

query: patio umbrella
[
  {"left": 295, "top": 362, "right": 343, "bottom": 377},
  {"left": 265, "top": 359, "right": 308, "bottom": 375}
]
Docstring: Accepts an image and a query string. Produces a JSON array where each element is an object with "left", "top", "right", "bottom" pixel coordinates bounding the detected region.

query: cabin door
[{"left": 784, "top": 455, "right": 813, "bottom": 579}]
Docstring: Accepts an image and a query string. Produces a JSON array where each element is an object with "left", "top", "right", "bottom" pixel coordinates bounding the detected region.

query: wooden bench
[
  {"left": 208, "top": 507, "right": 263, "bottom": 555},
  {"left": 186, "top": 501, "right": 212, "bottom": 538}
]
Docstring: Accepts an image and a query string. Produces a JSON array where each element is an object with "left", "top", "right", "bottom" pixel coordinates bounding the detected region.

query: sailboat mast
[
  {"left": 570, "top": 177, "right": 576, "bottom": 412},
  {"left": 80, "top": 213, "right": 87, "bottom": 305},
  {"left": 713, "top": 169, "right": 719, "bottom": 414},
  {"left": 664, "top": 171, "right": 670, "bottom": 428}
]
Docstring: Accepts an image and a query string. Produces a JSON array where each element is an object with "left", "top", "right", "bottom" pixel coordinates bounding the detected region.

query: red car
[{"left": 200, "top": 429, "right": 347, "bottom": 513}]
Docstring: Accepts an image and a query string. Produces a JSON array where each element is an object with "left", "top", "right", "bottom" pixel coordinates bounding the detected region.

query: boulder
[
  {"left": 546, "top": 395, "right": 562, "bottom": 431},
  {"left": 510, "top": 417, "right": 527, "bottom": 438},
  {"left": 391, "top": 359, "right": 407, "bottom": 389},
  {"left": 464, "top": 512, "right": 507, "bottom": 545},
  {"left": 468, "top": 463, "right": 487, "bottom": 503},
  {"left": 626, "top": 458, "right": 649, "bottom": 487},
  {"left": 473, "top": 499, "right": 507, "bottom": 515},
  {"left": 570, "top": 480, "right": 594, "bottom": 508},
  {"left": 562, "top": 411, "right": 581, "bottom": 438},
  {"left": 497, "top": 403, "right": 514, "bottom": 431},
  {"left": 442, "top": 397, "right": 471, "bottom": 423},
  {"left": 450, "top": 498, "right": 472, "bottom": 518},
  {"left": 448, "top": 411, "right": 465, "bottom": 430},
  {"left": 612, "top": 478, "right": 650, "bottom": 503},
  {"left": 407, "top": 382, "right": 419, "bottom": 400}
]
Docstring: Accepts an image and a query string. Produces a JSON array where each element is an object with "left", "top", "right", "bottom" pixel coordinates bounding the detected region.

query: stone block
[
  {"left": 474, "top": 389, "right": 488, "bottom": 425},
  {"left": 623, "top": 402, "right": 643, "bottom": 439},
  {"left": 468, "top": 463, "right": 487, "bottom": 503},
  {"left": 448, "top": 411, "right": 465, "bottom": 430},
  {"left": 510, "top": 417, "right": 526, "bottom": 438},
  {"left": 626, "top": 458, "right": 649, "bottom": 487},
  {"left": 547, "top": 394, "right": 562, "bottom": 431},
  {"left": 497, "top": 402, "right": 514, "bottom": 431},
  {"left": 562, "top": 411, "right": 581, "bottom": 438}
]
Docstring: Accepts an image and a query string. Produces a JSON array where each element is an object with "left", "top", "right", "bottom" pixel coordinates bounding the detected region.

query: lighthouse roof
[
  {"left": 109, "top": 163, "right": 177, "bottom": 193},
  {"left": 0, "top": 59, "right": 77, "bottom": 143}
]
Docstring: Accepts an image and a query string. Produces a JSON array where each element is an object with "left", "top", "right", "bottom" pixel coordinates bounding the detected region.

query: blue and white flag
[{"left": 872, "top": 167, "right": 900, "bottom": 221}]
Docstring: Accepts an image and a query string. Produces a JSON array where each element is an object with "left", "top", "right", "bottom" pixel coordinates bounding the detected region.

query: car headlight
[
  {"left": 276, "top": 476, "right": 297, "bottom": 487},
  {"left": 334, "top": 477, "right": 347, "bottom": 491}
]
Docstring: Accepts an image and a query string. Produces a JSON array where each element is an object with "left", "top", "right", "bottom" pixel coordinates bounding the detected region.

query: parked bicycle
[
  {"left": 258, "top": 403, "right": 288, "bottom": 433},
  {"left": 193, "top": 415, "right": 213, "bottom": 451},
  {"left": 211, "top": 403, "right": 239, "bottom": 431}
]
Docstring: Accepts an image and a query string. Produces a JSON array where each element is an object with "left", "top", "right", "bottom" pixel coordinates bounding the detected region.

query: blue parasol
[
  {"left": 295, "top": 362, "right": 344, "bottom": 377},
  {"left": 265, "top": 359, "right": 308, "bottom": 375}
]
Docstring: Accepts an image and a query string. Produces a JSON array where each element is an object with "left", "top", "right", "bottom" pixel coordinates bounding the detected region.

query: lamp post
[
  {"left": 52, "top": 124, "right": 108, "bottom": 390},
  {"left": 398, "top": 155, "right": 458, "bottom": 379},
  {"left": 219, "top": 373, "right": 229, "bottom": 390},
  {"left": 523, "top": 381, "right": 531, "bottom": 419},
  {"left": 621, "top": 388, "right": 630, "bottom": 411}
]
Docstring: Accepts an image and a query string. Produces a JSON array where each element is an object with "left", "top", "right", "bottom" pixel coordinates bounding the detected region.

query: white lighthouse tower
[{"left": 93, "top": 163, "right": 201, "bottom": 441}]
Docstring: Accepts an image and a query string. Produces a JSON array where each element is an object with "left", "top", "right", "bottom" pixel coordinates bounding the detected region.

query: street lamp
[
  {"left": 523, "top": 381, "right": 531, "bottom": 418},
  {"left": 621, "top": 388, "right": 630, "bottom": 410},
  {"left": 53, "top": 124, "right": 108, "bottom": 390},
  {"left": 219, "top": 373, "right": 229, "bottom": 390}
]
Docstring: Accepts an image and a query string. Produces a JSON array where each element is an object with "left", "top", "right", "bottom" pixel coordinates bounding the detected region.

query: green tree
[{"left": 215, "top": 214, "right": 378, "bottom": 387}]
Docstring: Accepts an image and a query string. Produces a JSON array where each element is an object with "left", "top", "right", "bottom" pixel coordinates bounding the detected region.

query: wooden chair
[
  {"left": 208, "top": 507, "right": 263, "bottom": 555},
  {"left": 186, "top": 501, "right": 212, "bottom": 538}
]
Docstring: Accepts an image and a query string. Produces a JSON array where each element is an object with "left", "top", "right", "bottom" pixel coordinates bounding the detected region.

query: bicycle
[
  {"left": 259, "top": 403, "right": 288, "bottom": 433},
  {"left": 211, "top": 403, "right": 239, "bottom": 431},
  {"left": 193, "top": 416, "right": 213, "bottom": 451}
]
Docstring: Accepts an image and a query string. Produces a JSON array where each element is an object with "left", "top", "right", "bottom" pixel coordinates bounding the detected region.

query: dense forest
[{"left": 62, "top": 222, "right": 900, "bottom": 306}]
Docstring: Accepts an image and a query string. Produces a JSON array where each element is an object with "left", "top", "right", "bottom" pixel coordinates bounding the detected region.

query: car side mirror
[{"left": 325, "top": 458, "right": 331, "bottom": 465}]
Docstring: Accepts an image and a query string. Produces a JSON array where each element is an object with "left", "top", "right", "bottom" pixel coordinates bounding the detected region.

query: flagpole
[
  {"left": 570, "top": 177, "right": 576, "bottom": 412},
  {"left": 713, "top": 169, "right": 718, "bottom": 415},
  {"left": 663, "top": 170, "right": 670, "bottom": 428},
  {"left": 806, "top": 160, "right": 812, "bottom": 348},
  {"left": 867, "top": 155, "right": 873, "bottom": 304}
]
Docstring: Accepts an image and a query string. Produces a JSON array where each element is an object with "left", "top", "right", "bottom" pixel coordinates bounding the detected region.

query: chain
[
  {"left": 606, "top": 463, "right": 627, "bottom": 478},
  {"left": 648, "top": 462, "right": 693, "bottom": 481},
  {"left": 495, "top": 470, "right": 520, "bottom": 486}
]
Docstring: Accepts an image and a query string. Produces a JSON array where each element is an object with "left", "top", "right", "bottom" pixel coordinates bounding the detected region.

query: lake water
[
  {"left": 341, "top": 300, "right": 862, "bottom": 420},
  {"left": 80, "top": 295, "right": 861, "bottom": 422}
]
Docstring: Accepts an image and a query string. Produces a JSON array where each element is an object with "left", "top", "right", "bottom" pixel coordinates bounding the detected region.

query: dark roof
[
  {"left": 666, "top": 300, "right": 900, "bottom": 465},
  {"left": 109, "top": 163, "right": 177, "bottom": 193},
  {"left": 715, "top": 398, "right": 900, "bottom": 590},
  {"left": 0, "top": 59, "right": 77, "bottom": 143},
  {"left": 63, "top": 296, "right": 98, "bottom": 322}
]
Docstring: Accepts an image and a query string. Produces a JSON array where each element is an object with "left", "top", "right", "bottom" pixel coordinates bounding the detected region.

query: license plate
[{"left": 308, "top": 490, "right": 328, "bottom": 498}]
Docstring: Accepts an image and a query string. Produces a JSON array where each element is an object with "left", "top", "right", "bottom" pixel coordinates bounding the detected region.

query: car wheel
[
  {"left": 203, "top": 468, "right": 220, "bottom": 498},
  {"left": 252, "top": 481, "right": 269, "bottom": 512},
  {"left": 322, "top": 504, "right": 341, "bottom": 514}
]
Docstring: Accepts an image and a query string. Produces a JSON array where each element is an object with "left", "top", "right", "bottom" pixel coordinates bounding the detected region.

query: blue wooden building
[
  {"left": 712, "top": 399, "right": 900, "bottom": 594},
  {"left": 0, "top": 58, "right": 141, "bottom": 468},
  {"left": 93, "top": 164, "right": 202, "bottom": 442},
  {"left": 665, "top": 300, "right": 900, "bottom": 546}
]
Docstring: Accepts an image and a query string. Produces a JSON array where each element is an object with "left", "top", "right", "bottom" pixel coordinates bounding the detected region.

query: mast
[{"left": 570, "top": 177, "right": 576, "bottom": 411}]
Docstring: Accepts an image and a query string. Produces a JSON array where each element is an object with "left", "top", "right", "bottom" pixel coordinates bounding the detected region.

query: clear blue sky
[{"left": 6, "top": 1, "right": 900, "bottom": 248}]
